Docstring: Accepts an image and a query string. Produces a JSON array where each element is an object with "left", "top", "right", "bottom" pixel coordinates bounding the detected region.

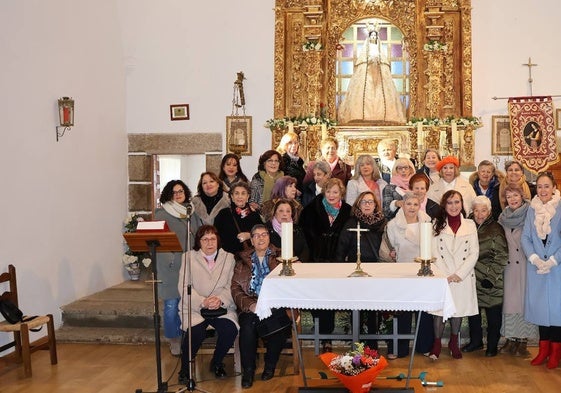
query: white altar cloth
[{"left": 255, "top": 262, "right": 456, "bottom": 320}]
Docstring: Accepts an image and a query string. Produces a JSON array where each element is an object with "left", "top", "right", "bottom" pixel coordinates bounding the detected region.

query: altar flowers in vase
[{"left": 319, "top": 342, "right": 388, "bottom": 393}]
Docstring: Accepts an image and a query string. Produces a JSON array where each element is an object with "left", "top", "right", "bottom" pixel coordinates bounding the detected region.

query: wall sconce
[{"left": 56, "top": 97, "right": 74, "bottom": 142}]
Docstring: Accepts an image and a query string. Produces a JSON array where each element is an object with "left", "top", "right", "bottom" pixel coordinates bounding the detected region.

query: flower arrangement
[
  {"left": 319, "top": 342, "right": 388, "bottom": 393},
  {"left": 302, "top": 40, "right": 323, "bottom": 51},
  {"left": 122, "top": 213, "right": 152, "bottom": 275},
  {"left": 124, "top": 213, "right": 144, "bottom": 233},
  {"left": 326, "top": 342, "right": 382, "bottom": 376},
  {"left": 423, "top": 40, "right": 448, "bottom": 52},
  {"left": 408, "top": 116, "right": 482, "bottom": 127},
  {"left": 264, "top": 115, "right": 337, "bottom": 131}
]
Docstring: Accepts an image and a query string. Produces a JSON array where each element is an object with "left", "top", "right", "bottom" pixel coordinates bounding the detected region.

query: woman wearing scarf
[
  {"left": 429, "top": 190, "right": 479, "bottom": 361},
  {"left": 497, "top": 185, "right": 538, "bottom": 357},
  {"left": 191, "top": 172, "right": 231, "bottom": 226},
  {"left": 277, "top": 131, "right": 306, "bottom": 192},
  {"left": 214, "top": 181, "right": 263, "bottom": 258},
  {"left": 492, "top": 160, "right": 536, "bottom": 216},
  {"left": 521, "top": 172, "right": 561, "bottom": 369},
  {"left": 409, "top": 173, "right": 441, "bottom": 219},
  {"left": 301, "top": 178, "right": 352, "bottom": 352},
  {"left": 154, "top": 180, "right": 197, "bottom": 356},
  {"left": 346, "top": 154, "right": 387, "bottom": 206},
  {"left": 382, "top": 157, "right": 416, "bottom": 219},
  {"left": 386, "top": 192, "right": 432, "bottom": 358},
  {"left": 335, "top": 191, "right": 387, "bottom": 352},
  {"left": 231, "top": 224, "right": 289, "bottom": 388},
  {"left": 249, "top": 149, "right": 284, "bottom": 210},
  {"left": 265, "top": 198, "right": 308, "bottom": 261}
]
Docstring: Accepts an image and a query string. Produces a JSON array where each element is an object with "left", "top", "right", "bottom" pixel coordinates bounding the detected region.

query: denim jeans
[{"left": 163, "top": 297, "right": 182, "bottom": 338}]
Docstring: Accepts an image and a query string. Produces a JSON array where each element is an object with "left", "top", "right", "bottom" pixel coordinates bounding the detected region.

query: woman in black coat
[
  {"left": 300, "top": 178, "right": 352, "bottom": 352},
  {"left": 265, "top": 198, "right": 309, "bottom": 261}
]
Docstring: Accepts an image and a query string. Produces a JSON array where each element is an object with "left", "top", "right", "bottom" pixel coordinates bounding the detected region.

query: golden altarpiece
[{"left": 270, "top": 0, "right": 478, "bottom": 170}]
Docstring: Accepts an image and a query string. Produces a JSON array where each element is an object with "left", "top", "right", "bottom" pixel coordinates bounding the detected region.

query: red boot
[
  {"left": 449, "top": 334, "right": 462, "bottom": 359},
  {"left": 531, "top": 340, "right": 550, "bottom": 366},
  {"left": 429, "top": 338, "right": 442, "bottom": 360},
  {"left": 547, "top": 342, "right": 561, "bottom": 369}
]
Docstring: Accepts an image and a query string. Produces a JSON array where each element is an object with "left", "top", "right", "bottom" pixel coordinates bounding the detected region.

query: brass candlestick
[
  {"left": 415, "top": 257, "right": 435, "bottom": 276},
  {"left": 277, "top": 256, "right": 298, "bottom": 276}
]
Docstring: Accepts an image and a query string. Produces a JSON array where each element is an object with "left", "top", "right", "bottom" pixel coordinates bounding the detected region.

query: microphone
[{"left": 185, "top": 197, "right": 193, "bottom": 218}]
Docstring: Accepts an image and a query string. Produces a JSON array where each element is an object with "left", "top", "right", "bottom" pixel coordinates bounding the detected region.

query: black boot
[{"left": 241, "top": 369, "right": 255, "bottom": 389}]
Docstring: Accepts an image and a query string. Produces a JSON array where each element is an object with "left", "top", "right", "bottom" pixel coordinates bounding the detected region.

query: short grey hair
[{"left": 472, "top": 195, "right": 491, "bottom": 211}]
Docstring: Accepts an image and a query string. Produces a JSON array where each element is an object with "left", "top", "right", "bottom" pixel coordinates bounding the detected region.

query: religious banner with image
[{"left": 508, "top": 96, "right": 558, "bottom": 173}]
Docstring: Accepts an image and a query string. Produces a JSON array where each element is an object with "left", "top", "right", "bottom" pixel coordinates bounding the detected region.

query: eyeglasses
[
  {"left": 266, "top": 159, "right": 280, "bottom": 164},
  {"left": 200, "top": 237, "right": 217, "bottom": 243},
  {"left": 360, "top": 200, "right": 375, "bottom": 205},
  {"left": 172, "top": 189, "right": 185, "bottom": 195},
  {"left": 251, "top": 232, "right": 269, "bottom": 239},
  {"left": 395, "top": 166, "right": 410, "bottom": 171}
]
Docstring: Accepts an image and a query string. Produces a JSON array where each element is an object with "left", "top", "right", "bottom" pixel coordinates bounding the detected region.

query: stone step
[
  {"left": 60, "top": 280, "right": 156, "bottom": 329},
  {"left": 56, "top": 325, "right": 156, "bottom": 345}
]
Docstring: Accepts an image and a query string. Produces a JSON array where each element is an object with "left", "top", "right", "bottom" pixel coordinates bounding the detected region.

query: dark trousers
[
  {"left": 180, "top": 317, "right": 238, "bottom": 374},
  {"left": 239, "top": 311, "right": 288, "bottom": 372},
  {"left": 388, "top": 312, "right": 412, "bottom": 358},
  {"left": 538, "top": 325, "right": 561, "bottom": 342},
  {"left": 467, "top": 304, "right": 503, "bottom": 350},
  {"left": 310, "top": 310, "right": 335, "bottom": 340},
  {"left": 415, "top": 312, "right": 435, "bottom": 354}
]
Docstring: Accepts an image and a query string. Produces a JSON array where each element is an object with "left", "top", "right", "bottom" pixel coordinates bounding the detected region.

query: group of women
[{"left": 148, "top": 135, "right": 561, "bottom": 389}]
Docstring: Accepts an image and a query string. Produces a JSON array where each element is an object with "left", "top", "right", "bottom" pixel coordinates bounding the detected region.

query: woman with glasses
[
  {"left": 382, "top": 157, "right": 416, "bottom": 219},
  {"left": 177, "top": 225, "right": 238, "bottom": 385},
  {"left": 214, "top": 181, "right": 263, "bottom": 258},
  {"left": 276, "top": 131, "right": 306, "bottom": 192},
  {"left": 249, "top": 149, "right": 284, "bottom": 209},
  {"left": 192, "top": 172, "right": 231, "bottom": 226},
  {"left": 521, "top": 172, "right": 561, "bottom": 369},
  {"left": 218, "top": 153, "right": 249, "bottom": 193},
  {"left": 231, "top": 224, "right": 290, "bottom": 388},
  {"left": 346, "top": 154, "right": 386, "bottom": 206},
  {"left": 154, "top": 180, "right": 195, "bottom": 356}
]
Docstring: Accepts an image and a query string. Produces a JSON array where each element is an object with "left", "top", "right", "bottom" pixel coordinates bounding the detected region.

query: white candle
[
  {"left": 281, "top": 222, "right": 293, "bottom": 259},
  {"left": 417, "top": 123, "right": 423, "bottom": 147},
  {"left": 288, "top": 122, "right": 294, "bottom": 133},
  {"left": 419, "top": 222, "right": 432, "bottom": 260},
  {"left": 321, "top": 123, "right": 327, "bottom": 140},
  {"left": 451, "top": 120, "right": 459, "bottom": 145}
]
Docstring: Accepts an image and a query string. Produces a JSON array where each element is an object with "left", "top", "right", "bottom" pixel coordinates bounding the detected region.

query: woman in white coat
[
  {"left": 429, "top": 190, "right": 479, "bottom": 360},
  {"left": 346, "top": 154, "right": 386, "bottom": 206}
]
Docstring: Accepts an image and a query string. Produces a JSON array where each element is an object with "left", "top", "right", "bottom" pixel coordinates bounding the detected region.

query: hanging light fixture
[{"left": 56, "top": 97, "right": 74, "bottom": 141}]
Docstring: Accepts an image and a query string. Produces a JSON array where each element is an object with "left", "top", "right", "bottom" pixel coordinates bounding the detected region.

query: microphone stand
[{"left": 177, "top": 201, "right": 211, "bottom": 393}]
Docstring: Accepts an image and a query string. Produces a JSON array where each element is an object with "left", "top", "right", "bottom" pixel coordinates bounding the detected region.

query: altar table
[{"left": 255, "top": 262, "right": 456, "bottom": 390}]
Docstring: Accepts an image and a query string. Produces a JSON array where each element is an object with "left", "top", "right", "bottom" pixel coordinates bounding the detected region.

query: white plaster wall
[{"left": 0, "top": 0, "right": 127, "bottom": 344}]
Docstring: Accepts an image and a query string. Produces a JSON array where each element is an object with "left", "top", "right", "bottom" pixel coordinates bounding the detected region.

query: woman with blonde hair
[
  {"left": 346, "top": 154, "right": 386, "bottom": 206},
  {"left": 276, "top": 131, "right": 306, "bottom": 192},
  {"left": 382, "top": 157, "right": 416, "bottom": 219},
  {"left": 491, "top": 160, "right": 535, "bottom": 215}
]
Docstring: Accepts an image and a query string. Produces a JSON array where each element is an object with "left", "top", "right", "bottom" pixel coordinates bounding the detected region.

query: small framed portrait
[
  {"left": 556, "top": 108, "right": 561, "bottom": 130},
  {"left": 170, "top": 104, "right": 190, "bottom": 121},
  {"left": 226, "top": 116, "right": 252, "bottom": 156},
  {"left": 491, "top": 115, "right": 513, "bottom": 155}
]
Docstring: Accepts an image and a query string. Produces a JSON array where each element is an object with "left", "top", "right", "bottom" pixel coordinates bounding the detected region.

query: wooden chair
[{"left": 0, "top": 264, "right": 57, "bottom": 377}]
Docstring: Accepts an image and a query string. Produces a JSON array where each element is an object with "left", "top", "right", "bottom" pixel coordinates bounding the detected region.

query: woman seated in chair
[
  {"left": 231, "top": 224, "right": 291, "bottom": 389},
  {"left": 177, "top": 225, "right": 239, "bottom": 385}
]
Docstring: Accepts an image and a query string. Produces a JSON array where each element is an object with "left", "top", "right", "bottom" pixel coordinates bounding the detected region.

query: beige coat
[
  {"left": 178, "top": 248, "right": 239, "bottom": 329},
  {"left": 431, "top": 217, "right": 479, "bottom": 317},
  {"left": 426, "top": 175, "right": 476, "bottom": 215}
]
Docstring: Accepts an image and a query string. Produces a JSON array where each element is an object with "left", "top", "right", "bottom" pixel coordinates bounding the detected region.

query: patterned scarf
[
  {"left": 530, "top": 190, "right": 560, "bottom": 239},
  {"left": 233, "top": 202, "right": 251, "bottom": 219},
  {"left": 354, "top": 209, "right": 385, "bottom": 226},
  {"left": 248, "top": 249, "right": 272, "bottom": 296},
  {"left": 322, "top": 197, "right": 341, "bottom": 225}
]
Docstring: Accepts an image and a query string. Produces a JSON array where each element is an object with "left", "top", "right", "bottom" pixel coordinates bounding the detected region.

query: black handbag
[
  {"left": 256, "top": 308, "right": 291, "bottom": 338},
  {"left": 200, "top": 307, "right": 227, "bottom": 319},
  {"left": 0, "top": 299, "right": 23, "bottom": 324}
]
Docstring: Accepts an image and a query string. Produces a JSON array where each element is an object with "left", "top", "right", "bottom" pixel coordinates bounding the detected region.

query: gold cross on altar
[{"left": 523, "top": 57, "right": 538, "bottom": 96}]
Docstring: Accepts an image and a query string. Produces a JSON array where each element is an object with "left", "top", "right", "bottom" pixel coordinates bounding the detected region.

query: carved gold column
[
  {"left": 424, "top": 50, "right": 444, "bottom": 118},
  {"left": 303, "top": 50, "right": 323, "bottom": 116}
]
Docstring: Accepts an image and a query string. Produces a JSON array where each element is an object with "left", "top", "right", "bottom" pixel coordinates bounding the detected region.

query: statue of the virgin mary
[{"left": 338, "top": 24, "right": 406, "bottom": 125}]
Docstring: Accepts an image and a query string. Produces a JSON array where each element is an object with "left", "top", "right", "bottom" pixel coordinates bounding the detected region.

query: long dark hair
[
  {"left": 218, "top": 153, "right": 248, "bottom": 182},
  {"left": 434, "top": 190, "right": 466, "bottom": 236}
]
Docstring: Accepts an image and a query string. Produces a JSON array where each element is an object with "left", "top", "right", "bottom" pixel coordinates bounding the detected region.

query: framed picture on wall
[
  {"left": 226, "top": 116, "right": 252, "bottom": 156},
  {"left": 491, "top": 115, "right": 513, "bottom": 155},
  {"left": 170, "top": 104, "right": 190, "bottom": 121}
]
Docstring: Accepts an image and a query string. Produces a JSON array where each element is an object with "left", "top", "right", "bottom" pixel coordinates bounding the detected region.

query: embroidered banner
[{"left": 508, "top": 96, "right": 558, "bottom": 174}]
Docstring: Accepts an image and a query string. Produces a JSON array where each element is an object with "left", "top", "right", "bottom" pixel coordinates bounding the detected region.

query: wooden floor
[{"left": 1, "top": 342, "right": 560, "bottom": 393}]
